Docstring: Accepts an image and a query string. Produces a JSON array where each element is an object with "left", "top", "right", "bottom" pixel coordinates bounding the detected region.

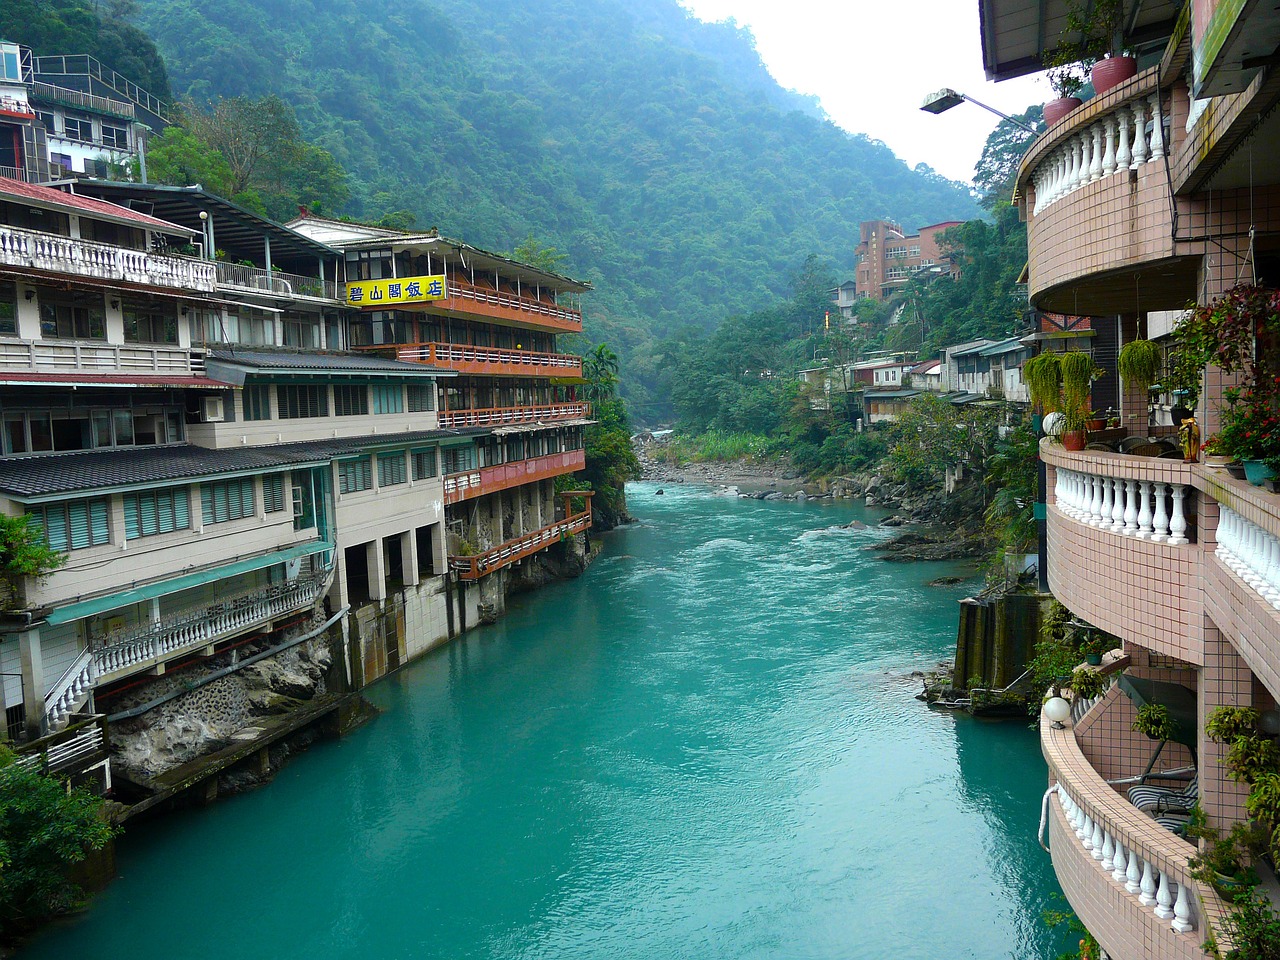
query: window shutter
[{"left": 124, "top": 496, "right": 140, "bottom": 540}]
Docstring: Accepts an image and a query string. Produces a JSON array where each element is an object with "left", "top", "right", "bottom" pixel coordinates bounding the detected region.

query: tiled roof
[
  {"left": 0, "top": 177, "right": 196, "bottom": 235},
  {"left": 0, "top": 430, "right": 486, "bottom": 498}
]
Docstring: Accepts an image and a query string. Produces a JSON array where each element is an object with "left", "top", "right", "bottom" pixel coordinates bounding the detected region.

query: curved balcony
[
  {"left": 1016, "top": 69, "right": 1193, "bottom": 313},
  {"left": 1041, "top": 441, "right": 1203, "bottom": 663},
  {"left": 384, "top": 342, "right": 582, "bottom": 379},
  {"left": 1041, "top": 696, "right": 1212, "bottom": 960},
  {"left": 443, "top": 449, "right": 585, "bottom": 504},
  {"left": 439, "top": 277, "right": 583, "bottom": 334},
  {"left": 437, "top": 401, "right": 590, "bottom": 430}
]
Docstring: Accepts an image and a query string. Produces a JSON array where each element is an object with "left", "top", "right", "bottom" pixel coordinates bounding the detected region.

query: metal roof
[
  {"left": 490, "top": 418, "right": 593, "bottom": 436},
  {"left": 979, "top": 0, "right": 1180, "bottom": 82},
  {"left": 205, "top": 349, "right": 453, "bottom": 384},
  {"left": 977, "top": 337, "right": 1029, "bottom": 357},
  {"left": 864, "top": 390, "right": 921, "bottom": 400},
  {"left": 0, "top": 429, "right": 487, "bottom": 499},
  {"left": 946, "top": 339, "right": 999, "bottom": 358},
  {"left": 0, "top": 176, "right": 196, "bottom": 236}
]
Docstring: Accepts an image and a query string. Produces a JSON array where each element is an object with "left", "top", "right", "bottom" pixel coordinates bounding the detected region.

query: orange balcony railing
[
  {"left": 441, "top": 277, "right": 583, "bottom": 333},
  {"left": 438, "top": 401, "right": 590, "bottom": 429},
  {"left": 444, "top": 449, "right": 586, "bottom": 504},
  {"left": 388, "top": 342, "right": 582, "bottom": 379},
  {"left": 450, "top": 509, "right": 591, "bottom": 580}
]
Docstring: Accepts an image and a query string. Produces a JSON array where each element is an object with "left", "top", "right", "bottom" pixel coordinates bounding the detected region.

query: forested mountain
[{"left": 114, "top": 0, "right": 976, "bottom": 414}]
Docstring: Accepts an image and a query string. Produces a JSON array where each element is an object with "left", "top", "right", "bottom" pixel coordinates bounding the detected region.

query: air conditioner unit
[{"left": 199, "top": 396, "right": 225, "bottom": 423}]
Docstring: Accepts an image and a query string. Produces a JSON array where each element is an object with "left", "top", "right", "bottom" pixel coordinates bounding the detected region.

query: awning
[
  {"left": 490, "top": 418, "right": 593, "bottom": 435},
  {"left": 0, "top": 372, "right": 225, "bottom": 390},
  {"left": 45, "top": 541, "right": 332, "bottom": 625}
]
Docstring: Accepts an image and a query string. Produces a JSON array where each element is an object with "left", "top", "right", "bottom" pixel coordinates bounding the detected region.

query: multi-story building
[
  {"left": 852, "top": 219, "right": 963, "bottom": 301},
  {"left": 287, "top": 213, "right": 593, "bottom": 627},
  {"left": 0, "top": 40, "right": 161, "bottom": 184},
  {"left": 981, "top": 2, "right": 1280, "bottom": 957}
]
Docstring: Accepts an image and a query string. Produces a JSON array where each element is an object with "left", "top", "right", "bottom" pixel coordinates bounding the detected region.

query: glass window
[
  {"left": 38, "top": 289, "right": 105, "bottom": 340},
  {"left": 372, "top": 384, "right": 403, "bottom": 415},
  {"left": 277, "top": 385, "right": 328, "bottom": 419},
  {"left": 28, "top": 413, "right": 52, "bottom": 451},
  {"left": 28, "top": 499, "right": 109, "bottom": 551},
  {"left": 407, "top": 384, "right": 435, "bottom": 412},
  {"left": 263, "top": 474, "right": 287, "bottom": 513},
  {"left": 338, "top": 458, "right": 372, "bottom": 495},
  {"left": 442, "top": 445, "right": 477, "bottom": 474},
  {"left": 0, "top": 281, "right": 16, "bottom": 336},
  {"left": 122, "top": 300, "right": 177, "bottom": 344},
  {"left": 243, "top": 384, "right": 272, "bottom": 421},
  {"left": 412, "top": 448, "right": 437, "bottom": 480},
  {"left": 333, "top": 385, "right": 368, "bottom": 417},
  {"left": 101, "top": 125, "right": 128, "bottom": 149},
  {"left": 123, "top": 489, "right": 190, "bottom": 539},
  {"left": 283, "top": 314, "right": 321, "bottom": 349},
  {"left": 62, "top": 117, "right": 93, "bottom": 141},
  {"left": 378, "top": 452, "right": 407, "bottom": 487},
  {"left": 201, "top": 478, "right": 255, "bottom": 524}
]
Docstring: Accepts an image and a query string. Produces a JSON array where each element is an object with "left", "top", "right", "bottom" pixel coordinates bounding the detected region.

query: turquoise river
[{"left": 24, "top": 482, "right": 1070, "bottom": 959}]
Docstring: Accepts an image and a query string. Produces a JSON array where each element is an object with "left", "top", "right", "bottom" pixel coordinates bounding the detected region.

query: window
[
  {"left": 0, "top": 48, "right": 20, "bottom": 82},
  {"left": 277, "top": 385, "right": 328, "bottom": 419},
  {"left": 283, "top": 314, "right": 322, "bottom": 349},
  {"left": 101, "top": 125, "right": 128, "bottom": 149},
  {"left": 29, "top": 499, "right": 109, "bottom": 551},
  {"left": 407, "top": 384, "right": 435, "bottom": 412},
  {"left": 442, "top": 445, "right": 477, "bottom": 474},
  {"left": 372, "top": 384, "right": 403, "bottom": 414},
  {"left": 122, "top": 300, "right": 177, "bottom": 344},
  {"left": 243, "top": 384, "right": 272, "bottom": 421},
  {"left": 338, "top": 457, "right": 372, "bottom": 494},
  {"left": 123, "top": 489, "right": 190, "bottom": 539},
  {"left": 39, "top": 289, "right": 105, "bottom": 340},
  {"left": 201, "top": 478, "right": 255, "bottom": 524},
  {"left": 62, "top": 117, "right": 93, "bottom": 142},
  {"left": 378, "top": 452, "right": 407, "bottom": 487},
  {"left": 0, "top": 280, "right": 15, "bottom": 336},
  {"left": 263, "top": 474, "right": 287, "bottom": 513},
  {"left": 334, "top": 385, "right": 368, "bottom": 417},
  {"left": 412, "top": 448, "right": 437, "bottom": 480}
]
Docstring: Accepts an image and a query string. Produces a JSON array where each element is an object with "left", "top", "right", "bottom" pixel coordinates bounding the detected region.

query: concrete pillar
[
  {"left": 402, "top": 530, "right": 419, "bottom": 587},
  {"left": 103, "top": 294, "right": 125, "bottom": 344},
  {"left": 15, "top": 284, "right": 40, "bottom": 340},
  {"left": 334, "top": 551, "right": 351, "bottom": 609},
  {"left": 18, "top": 628, "right": 44, "bottom": 738},
  {"left": 368, "top": 540, "right": 386, "bottom": 602},
  {"left": 432, "top": 522, "right": 447, "bottom": 576}
]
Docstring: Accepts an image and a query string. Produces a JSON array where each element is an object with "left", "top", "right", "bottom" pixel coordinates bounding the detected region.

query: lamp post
[{"left": 920, "top": 88, "right": 1037, "bottom": 133}]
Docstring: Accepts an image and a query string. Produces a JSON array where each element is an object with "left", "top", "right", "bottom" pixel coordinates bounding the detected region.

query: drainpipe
[{"left": 1038, "top": 784, "right": 1059, "bottom": 852}]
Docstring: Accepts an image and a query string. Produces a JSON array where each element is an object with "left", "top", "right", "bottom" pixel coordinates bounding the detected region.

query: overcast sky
[{"left": 677, "top": 0, "right": 1049, "bottom": 185}]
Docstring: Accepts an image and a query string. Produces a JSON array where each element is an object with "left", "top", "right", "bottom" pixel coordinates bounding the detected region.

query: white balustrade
[
  {"left": 437, "top": 402, "right": 590, "bottom": 430},
  {"left": 1055, "top": 784, "right": 1197, "bottom": 934},
  {"left": 0, "top": 224, "right": 217, "bottom": 292},
  {"left": 1031, "top": 90, "right": 1171, "bottom": 216},
  {"left": 91, "top": 570, "right": 326, "bottom": 678},
  {"left": 1053, "top": 468, "right": 1191, "bottom": 544},
  {"left": 1215, "top": 506, "right": 1280, "bottom": 607},
  {"left": 43, "top": 648, "right": 95, "bottom": 730}
]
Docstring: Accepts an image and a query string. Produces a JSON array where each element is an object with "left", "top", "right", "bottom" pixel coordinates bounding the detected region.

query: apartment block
[{"left": 852, "top": 219, "right": 963, "bottom": 301}]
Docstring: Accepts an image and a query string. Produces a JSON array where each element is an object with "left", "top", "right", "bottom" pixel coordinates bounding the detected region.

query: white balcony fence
[
  {"left": 215, "top": 261, "right": 340, "bottom": 300},
  {"left": 0, "top": 224, "right": 218, "bottom": 293},
  {"left": 443, "top": 471, "right": 482, "bottom": 499},
  {"left": 44, "top": 647, "right": 94, "bottom": 730},
  {"left": 1054, "top": 468, "right": 1192, "bottom": 544},
  {"left": 0, "top": 338, "right": 203, "bottom": 374},
  {"left": 91, "top": 569, "right": 327, "bottom": 679},
  {"left": 1031, "top": 92, "right": 1169, "bottom": 216},
  {"left": 1215, "top": 506, "right": 1280, "bottom": 609},
  {"left": 437, "top": 402, "right": 590, "bottom": 429}
]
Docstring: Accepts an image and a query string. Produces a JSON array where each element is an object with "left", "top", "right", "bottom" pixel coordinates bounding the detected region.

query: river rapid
[{"left": 22, "top": 482, "right": 1069, "bottom": 960}]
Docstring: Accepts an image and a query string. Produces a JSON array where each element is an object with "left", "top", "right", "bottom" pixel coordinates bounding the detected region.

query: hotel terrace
[{"left": 981, "top": 1, "right": 1280, "bottom": 956}]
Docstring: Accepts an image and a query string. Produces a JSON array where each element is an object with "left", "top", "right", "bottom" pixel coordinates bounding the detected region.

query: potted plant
[
  {"left": 1060, "top": 351, "right": 1100, "bottom": 450},
  {"left": 1043, "top": 56, "right": 1089, "bottom": 126},
  {"left": 1078, "top": 631, "right": 1111, "bottom": 665},
  {"left": 1132, "top": 702, "right": 1177, "bottom": 741},
  {"left": 1064, "top": 0, "right": 1138, "bottom": 95},
  {"left": 1186, "top": 808, "right": 1266, "bottom": 897},
  {"left": 1117, "top": 339, "right": 1162, "bottom": 428},
  {"left": 1202, "top": 434, "right": 1236, "bottom": 468},
  {"left": 1205, "top": 706, "right": 1280, "bottom": 865},
  {"left": 1023, "top": 352, "right": 1064, "bottom": 415},
  {"left": 1070, "top": 665, "right": 1107, "bottom": 700}
]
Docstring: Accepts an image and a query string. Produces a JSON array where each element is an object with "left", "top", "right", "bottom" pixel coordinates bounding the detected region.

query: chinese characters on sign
[{"left": 346, "top": 275, "right": 447, "bottom": 306}]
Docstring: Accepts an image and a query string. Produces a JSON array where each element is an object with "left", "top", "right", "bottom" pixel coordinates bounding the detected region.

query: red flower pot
[
  {"left": 1091, "top": 56, "right": 1138, "bottom": 96},
  {"left": 1063, "top": 430, "right": 1088, "bottom": 451},
  {"left": 1044, "top": 97, "right": 1083, "bottom": 126}
]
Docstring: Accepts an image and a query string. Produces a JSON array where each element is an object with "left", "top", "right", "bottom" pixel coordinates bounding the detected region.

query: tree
[
  {"left": 0, "top": 746, "right": 118, "bottom": 934},
  {"left": 0, "top": 514, "right": 65, "bottom": 610},
  {"left": 512, "top": 234, "right": 569, "bottom": 274},
  {"left": 973, "top": 106, "right": 1045, "bottom": 210},
  {"left": 582, "top": 344, "right": 620, "bottom": 401},
  {"left": 141, "top": 125, "right": 237, "bottom": 198}
]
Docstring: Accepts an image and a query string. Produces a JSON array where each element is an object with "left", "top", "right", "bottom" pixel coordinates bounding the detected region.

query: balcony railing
[
  {"left": 0, "top": 225, "right": 218, "bottom": 293},
  {"left": 44, "top": 648, "right": 94, "bottom": 730},
  {"left": 444, "top": 449, "right": 586, "bottom": 504},
  {"left": 0, "top": 96, "right": 33, "bottom": 118},
  {"left": 91, "top": 568, "right": 327, "bottom": 681},
  {"left": 1214, "top": 506, "right": 1280, "bottom": 609},
  {"left": 1054, "top": 466, "right": 1193, "bottom": 544},
  {"left": 1025, "top": 70, "right": 1169, "bottom": 217},
  {"left": 391, "top": 342, "right": 583, "bottom": 378},
  {"left": 450, "top": 509, "right": 592, "bottom": 580},
  {"left": 29, "top": 80, "right": 137, "bottom": 121},
  {"left": 14, "top": 714, "right": 108, "bottom": 779},
  {"left": 445, "top": 277, "right": 582, "bottom": 331},
  {"left": 437, "top": 401, "right": 590, "bottom": 429},
  {"left": 0, "top": 165, "right": 24, "bottom": 182},
  {"left": 1042, "top": 703, "right": 1206, "bottom": 959},
  {"left": 0, "top": 338, "right": 204, "bottom": 374},
  {"left": 215, "top": 261, "right": 341, "bottom": 301}
]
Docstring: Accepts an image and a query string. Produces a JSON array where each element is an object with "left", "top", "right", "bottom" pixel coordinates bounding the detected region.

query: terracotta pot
[
  {"left": 1062, "top": 430, "right": 1088, "bottom": 451},
  {"left": 1044, "top": 97, "right": 1083, "bottom": 127},
  {"left": 1091, "top": 56, "right": 1138, "bottom": 96},
  {"left": 1085, "top": 418, "right": 1105, "bottom": 431}
]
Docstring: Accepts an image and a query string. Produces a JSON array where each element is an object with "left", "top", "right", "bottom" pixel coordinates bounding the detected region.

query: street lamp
[{"left": 920, "top": 88, "right": 1037, "bottom": 133}]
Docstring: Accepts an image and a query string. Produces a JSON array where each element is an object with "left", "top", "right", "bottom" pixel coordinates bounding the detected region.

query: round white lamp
[
  {"left": 1042, "top": 411, "right": 1066, "bottom": 438},
  {"left": 1044, "top": 696, "right": 1071, "bottom": 729}
]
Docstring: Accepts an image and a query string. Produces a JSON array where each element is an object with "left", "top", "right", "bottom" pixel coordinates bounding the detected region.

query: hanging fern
[
  {"left": 1118, "top": 339, "right": 1162, "bottom": 391},
  {"left": 1023, "top": 352, "right": 1063, "bottom": 414}
]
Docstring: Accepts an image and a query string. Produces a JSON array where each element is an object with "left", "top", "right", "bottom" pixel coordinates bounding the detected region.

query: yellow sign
[{"left": 346, "top": 275, "right": 447, "bottom": 307}]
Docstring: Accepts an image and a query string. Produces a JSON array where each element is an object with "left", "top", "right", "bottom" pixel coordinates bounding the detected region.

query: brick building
[{"left": 852, "top": 219, "right": 963, "bottom": 301}]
